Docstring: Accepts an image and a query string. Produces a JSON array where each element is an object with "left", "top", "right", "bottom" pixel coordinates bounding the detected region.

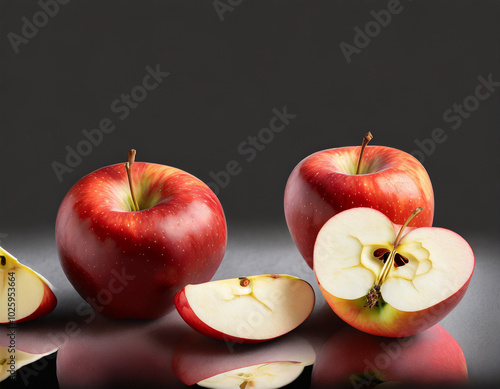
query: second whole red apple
[{"left": 284, "top": 133, "right": 435, "bottom": 269}]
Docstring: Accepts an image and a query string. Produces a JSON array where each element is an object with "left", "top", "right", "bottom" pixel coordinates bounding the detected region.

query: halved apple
[
  {"left": 173, "top": 332, "right": 316, "bottom": 388},
  {"left": 175, "top": 274, "right": 315, "bottom": 343},
  {"left": 0, "top": 246, "right": 57, "bottom": 323},
  {"left": 313, "top": 207, "right": 474, "bottom": 337}
]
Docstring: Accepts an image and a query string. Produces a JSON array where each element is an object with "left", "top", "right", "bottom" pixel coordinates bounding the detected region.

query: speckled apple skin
[
  {"left": 284, "top": 146, "right": 434, "bottom": 269},
  {"left": 55, "top": 162, "right": 227, "bottom": 319}
]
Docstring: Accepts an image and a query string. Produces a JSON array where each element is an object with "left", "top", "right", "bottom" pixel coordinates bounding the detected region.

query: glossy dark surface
[{"left": 1, "top": 226, "right": 498, "bottom": 388}]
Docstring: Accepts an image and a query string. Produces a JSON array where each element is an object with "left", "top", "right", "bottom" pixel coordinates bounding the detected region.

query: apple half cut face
[
  {"left": 175, "top": 275, "right": 315, "bottom": 343},
  {"left": 0, "top": 246, "right": 57, "bottom": 324},
  {"left": 314, "top": 208, "right": 474, "bottom": 337}
]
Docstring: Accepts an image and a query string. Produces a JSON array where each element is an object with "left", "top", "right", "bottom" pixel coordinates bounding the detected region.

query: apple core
[{"left": 365, "top": 207, "right": 423, "bottom": 309}]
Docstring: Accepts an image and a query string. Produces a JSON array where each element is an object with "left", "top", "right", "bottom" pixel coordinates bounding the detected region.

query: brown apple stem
[
  {"left": 125, "top": 149, "right": 140, "bottom": 212},
  {"left": 375, "top": 207, "right": 423, "bottom": 287},
  {"left": 355, "top": 132, "right": 373, "bottom": 175}
]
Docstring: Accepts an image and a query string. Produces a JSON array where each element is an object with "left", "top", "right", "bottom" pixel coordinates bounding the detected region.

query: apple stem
[
  {"left": 125, "top": 149, "right": 140, "bottom": 212},
  {"left": 375, "top": 207, "right": 423, "bottom": 287},
  {"left": 355, "top": 132, "right": 373, "bottom": 175}
]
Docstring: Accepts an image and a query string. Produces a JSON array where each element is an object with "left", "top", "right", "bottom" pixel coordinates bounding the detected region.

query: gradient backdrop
[{"left": 1, "top": 1, "right": 499, "bottom": 388}]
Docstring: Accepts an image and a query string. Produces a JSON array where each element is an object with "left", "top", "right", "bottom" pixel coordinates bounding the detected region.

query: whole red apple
[
  {"left": 284, "top": 133, "right": 434, "bottom": 268},
  {"left": 55, "top": 151, "right": 227, "bottom": 319}
]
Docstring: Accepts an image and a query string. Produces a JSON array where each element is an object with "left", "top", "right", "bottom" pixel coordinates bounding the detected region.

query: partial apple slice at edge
[
  {"left": 1, "top": 346, "right": 58, "bottom": 382},
  {"left": 175, "top": 274, "right": 315, "bottom": 343},
  {"left": 0, "top": 246, "right": 57, "bottom": 324}
]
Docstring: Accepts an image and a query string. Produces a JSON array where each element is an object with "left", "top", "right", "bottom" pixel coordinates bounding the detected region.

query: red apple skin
[
  {"left": 318, "top": 275, "right": 472, "bottom": 338},
  {"left": 55, "top": 162, "right": 227, "bottom": 319},
  {"left": 175, "top": 287, "right": 265, "bottom": 344},
  {"left": 284, "top": 146, "right": 434, "bottom": 268},
  {"left": 56, "top": 313, "right": 189, "bottom": 388},
  {"left": 312, "top": 325, "right": 467, "bottom": 388}
]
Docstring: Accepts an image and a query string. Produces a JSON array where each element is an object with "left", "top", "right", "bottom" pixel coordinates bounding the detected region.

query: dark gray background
[
  {"left": 1, "top": 0, "right": 499, "bottom": 235},
  {"left": 1, "top": 1, "right": 500, "bottom": 388}
]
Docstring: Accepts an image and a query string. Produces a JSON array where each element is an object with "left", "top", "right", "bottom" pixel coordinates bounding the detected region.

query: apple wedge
[
  {"left": 1, "top": 346, "right": 58, "bottom": 382},
  {"left": 175, "top": 275, "right": 315, "bottom": 343},
  {"left": 0, "top": 246, "right": 57, "bottom": 324},
  {"left": 314, "top": 207, "right": 474, "bottom": 337},
  {"left": 173, "top": 333, "right": 316, "bottom": 387}
]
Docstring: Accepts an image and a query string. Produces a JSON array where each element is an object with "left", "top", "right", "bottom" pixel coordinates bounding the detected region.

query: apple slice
[
  {"left": 0, "top": 246, "right": 57, "bottom": 324},
  {"left": 1, "top": 346, "right": 58, "bottom": 382},
  {"left": 175, "top": 275, "right": 315, "bottom": 343},
  {"left": 197, "top": 363, "right": 306, "bottom": 389},
  {"left": 314, "top": 207, "right": 474, "bottom": 337},
  {"left": 173, "top": 332, "right": 316, "bottom": 387}
]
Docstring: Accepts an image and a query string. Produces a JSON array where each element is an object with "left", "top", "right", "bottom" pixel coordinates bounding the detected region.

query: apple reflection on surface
[
  {"left": 311, "top": 324, "right": 467, "bottom": 388},
  {"left": 56, "top": 312, "right": 191, "bottom": 388},
  {"left": 0, "top": 325, "right": 59, "bottom": 383},
  {"left": 173, "top": 332, "right": 316, "bottom": 388}
]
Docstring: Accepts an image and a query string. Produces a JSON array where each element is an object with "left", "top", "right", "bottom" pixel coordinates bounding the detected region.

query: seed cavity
[
  {"left": 373, "top": 248, "right": 389, "bottom": 257},
  {"left": 394, "top": 253, "right": 409, "bottom": 267},
  {"left": 373, "top": 249, "right": 409, "bottom": 268}
]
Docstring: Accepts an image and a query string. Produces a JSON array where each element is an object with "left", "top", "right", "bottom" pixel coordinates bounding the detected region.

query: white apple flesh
[
  {"left": 175, "top": 275, "right": 315, "bottom": 343},
  {"left": 314, "top": 207, "right": 474, "bottom": 337},
  {"left": 197, "top": 363, "right": 306, "bottom": 389},
  {"left": 0, "top": 246, "right": 57, "bottom": 324},
  {"left": 172, "top": 332, "right": 316, "bottom": 387},
  {"left": 1, "top": 347, "right": 58, "bottom": 382}
]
